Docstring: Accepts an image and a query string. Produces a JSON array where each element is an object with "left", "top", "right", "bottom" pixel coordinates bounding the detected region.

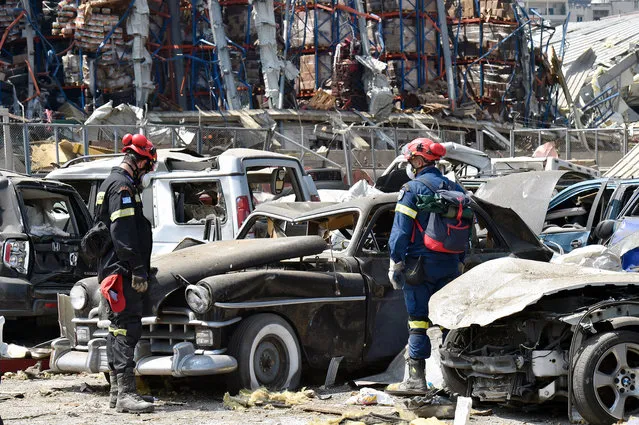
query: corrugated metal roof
[
  {"left": 542, "top": 12, "right": 639, "bottom": 69},
  {"left": 604, "top": 143, "right": 639, "bottom": 178}
]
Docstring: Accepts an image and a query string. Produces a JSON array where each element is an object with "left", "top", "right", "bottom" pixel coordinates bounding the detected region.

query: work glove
[
  {"left": 131, "top": 267, "right": 148, "bottom": 293},
  {"left": 388, "top": 259, "right": 405, "bottom": 290}
]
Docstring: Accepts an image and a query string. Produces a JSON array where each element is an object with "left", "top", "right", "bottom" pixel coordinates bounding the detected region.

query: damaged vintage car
[
  {"left": 430, "top": 256, "right": 639, "bottom": 425},
  {"left": 49, "top": 193, "right": 552, "bottom": 391}
]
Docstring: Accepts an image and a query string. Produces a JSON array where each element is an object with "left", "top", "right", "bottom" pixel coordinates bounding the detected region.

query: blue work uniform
[{"left": 389, "top": 166, "right": 465, "bottom": 359}]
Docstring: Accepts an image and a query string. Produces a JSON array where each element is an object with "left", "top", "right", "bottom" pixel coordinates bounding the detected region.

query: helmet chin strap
[{"left": 123, "top": 156, "right": 142, "bottom": 184}]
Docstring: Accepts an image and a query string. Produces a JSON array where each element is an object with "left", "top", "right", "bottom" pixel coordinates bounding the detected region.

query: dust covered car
[
  {"left": 431, "top": 256, "right": 639, "bottom": 425},
  {"left": 0, "top": 171, "right": 92, "bottom": 320},
  {"left": 50, "top": 193, "right": 551, "bottom": 391}
]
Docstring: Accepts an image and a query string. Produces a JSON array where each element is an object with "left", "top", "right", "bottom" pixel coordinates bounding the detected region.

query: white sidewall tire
[{"left": 247, "top": 322, "right": 301, "bottom": 390}]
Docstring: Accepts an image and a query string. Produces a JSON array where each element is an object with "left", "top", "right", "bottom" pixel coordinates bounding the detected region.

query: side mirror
[
  {"left": 593, "top": 219, "right": 616, "bottom": 242},
  {"left": 203, "top": 214, "right": 222, "bottom": 242},
  {"left": 270, "top": 168, "right": 287, "bottom": 195}
]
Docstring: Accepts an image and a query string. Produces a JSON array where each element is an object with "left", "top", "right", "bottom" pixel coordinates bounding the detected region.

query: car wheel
[
  {"left": 440, "top": 329, "right": 470, "bottom": 396},
  {"left": 226, "top": 313, "right": 302, "bottom": 393},
  {"left": 572, "top": 330, "right": 639, "bottom": 424}
]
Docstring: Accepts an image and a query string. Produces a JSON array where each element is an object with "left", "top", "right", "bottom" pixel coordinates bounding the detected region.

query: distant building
[
  {"left": 568, "top": 0, "right": 638, "bottom": 22},
  {"left": 519, "top": 0, "right": 569, "bottom": 25}
]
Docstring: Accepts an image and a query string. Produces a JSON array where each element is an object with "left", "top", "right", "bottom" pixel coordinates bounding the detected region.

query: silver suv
[{"left": 46, "top": 148, "right": 319, "bottom": 255}]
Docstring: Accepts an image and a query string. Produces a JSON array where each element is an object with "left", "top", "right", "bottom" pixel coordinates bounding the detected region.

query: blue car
[{"left": 540, "top": 178, "right": 639, "bottom": 253}]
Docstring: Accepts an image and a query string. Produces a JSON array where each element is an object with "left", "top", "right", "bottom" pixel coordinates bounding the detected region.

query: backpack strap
[{"left": 413, "top": 176, "right": 440, "bottom": 194}]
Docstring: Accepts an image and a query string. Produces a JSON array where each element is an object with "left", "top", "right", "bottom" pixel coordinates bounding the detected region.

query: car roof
[
  {"left": 0, "top": 170, "right": 76, "bottom": 189},
  {"left": 46, "top": 148, "right": 301, "bottom": 180},
  {"left": 252, "top": 193, "right": 398, "bottom": 221}
]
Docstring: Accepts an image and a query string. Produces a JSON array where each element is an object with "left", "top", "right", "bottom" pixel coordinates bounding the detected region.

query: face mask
[
  {"left": 140, "top": 173, "right": 152, "bottom": 189},
  {"left": 406, "top": 163, "right": 416, "bottom": 180}
]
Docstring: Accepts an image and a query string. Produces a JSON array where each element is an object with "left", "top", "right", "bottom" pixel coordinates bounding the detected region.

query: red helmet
[
  {"left": 403, "top": 138, "right": 446, "bottom": 162},
  {"left": 122, "top": 133, "right": 157, "bottom": 162}
]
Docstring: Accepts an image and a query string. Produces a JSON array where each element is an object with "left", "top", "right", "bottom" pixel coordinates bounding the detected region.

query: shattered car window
[
  {"left": 171, "top": 182, "right": 226, "bottom": 225},
  {"left": 247, "top": 166, "right": 302, "bottom": 204},
  {"left": 242, "top": 212, "right": 359, "bottom": 251},
  {"left": 361, "top": 209, "right": 394, "bottom": 254},
  {"left": 19, "top": 189, "right": 78, "bottom": 237},
  {"left": 472, "top": 213, "right": 504, "bottom": 250}
]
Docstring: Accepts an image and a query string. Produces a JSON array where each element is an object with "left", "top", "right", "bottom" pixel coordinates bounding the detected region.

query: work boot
[
  {"left": 109, "top": 371, "right": 118, "bottom": 408},
  {"left": 115, "top": 371, "right": 154, "bottom": 413},
  {"left": 385, "top": 358, "right": 428, "bottom": 396}
]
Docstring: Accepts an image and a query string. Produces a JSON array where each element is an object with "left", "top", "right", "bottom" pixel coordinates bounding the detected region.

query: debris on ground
[
  {"left": 345, "top": 388, "right": 395, "bottom": 406},
  {"left": 223, "top": 387, "right": 316, "bottom": 409},
  {"left": 453, "top": 397, "right": 472, "bottom": 425},
  {"left": 402, "top": 391, "right": 456, "bottom": 419},
  {"left": 307, "top": 410, "right": 409, "bottom": 425},
  {"left": 0, "top": 392, "right": 25, "bottom": 401}
]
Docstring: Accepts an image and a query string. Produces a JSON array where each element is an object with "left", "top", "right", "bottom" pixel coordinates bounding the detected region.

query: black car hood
[{"left": 146, "top": 235, "right": 327, "bottom": 314}]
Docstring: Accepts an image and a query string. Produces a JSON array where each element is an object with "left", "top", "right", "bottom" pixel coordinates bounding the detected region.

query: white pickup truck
[{"left": 46, "top": 148, "right": 319, "bottom": 255}]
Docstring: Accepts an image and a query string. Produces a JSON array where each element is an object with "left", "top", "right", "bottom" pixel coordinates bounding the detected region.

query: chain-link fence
[
  {"left": 510, "top": 128, "right": 628, "bottom": 170},
  {"left": 2, "top": 117, "right": 630, "bottom": 185}
]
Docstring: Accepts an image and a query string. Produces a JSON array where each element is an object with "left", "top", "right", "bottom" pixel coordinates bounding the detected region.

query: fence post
[
  {"left": 22, "top": 122, "right": 31, "bottom": 175},
  {"left": 394, "top": 127, "right": 399, "bottom": 157},
  {"left": 476, "top": 129, "right": 484, "bottom": 152},
  {"left": 171, "top": 127, "right": 176, "bottom": 148},
  {"left": 537, "top": 129, "right": 541, "bottom": 148},
  {"left": 565, "top": 129, "right": 570, "bottom": 160},
  {"left": 82, "top": 125, "right": 89, "bottom": 158},
  {"left": 371, "top": 131, "right": 377, "bottom": 181},
  {"left": 624, "top": 125, "right": 629, "bottom": 155},
  {"left": 1, "top": 108, "right": 13, "bottom": 171},
  {"left": 54, "top": 126, "right": 60, "bottom": 166},
  {"left": 196, "top": 126, "right": 202, "bottom": 154},
  {"left": 114, "top": 128, "right": 119, "bottom": 153},
  {"left": 509, "top": 130, "right": 514, "bottom": 157},
  {"left": 594, "top": 129, "right": 598, "bottom": 168},
  {"left": 343, "top": 134, "right": 352, "bottom": 186}
]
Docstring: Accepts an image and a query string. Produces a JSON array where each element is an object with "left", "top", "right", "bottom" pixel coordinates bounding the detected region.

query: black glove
[{"left": 131, "top": 267, "right": 148, "bottom": 293}]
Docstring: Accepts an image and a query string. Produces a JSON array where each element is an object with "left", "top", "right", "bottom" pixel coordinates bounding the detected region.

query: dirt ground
[{"left": 0, "top": 371, "right": 574, "bottom": 425}]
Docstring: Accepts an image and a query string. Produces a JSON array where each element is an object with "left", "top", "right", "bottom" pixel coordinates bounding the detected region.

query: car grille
[
  {"left": 75, "top": 307, "right": 198, "bottom": 354},
  {"left": 142, "top": 308, "right": 197, "bottom": 354}
]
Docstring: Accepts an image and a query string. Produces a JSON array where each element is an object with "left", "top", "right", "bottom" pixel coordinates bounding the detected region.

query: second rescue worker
[
  {"left": 96, "top": 133, "right": 157, "bottom": 413},
  {"left": 386, "top": 138, "right": 467, "bottom": 395}
]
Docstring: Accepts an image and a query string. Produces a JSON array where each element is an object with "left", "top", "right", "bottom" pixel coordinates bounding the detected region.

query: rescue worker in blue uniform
[
  {"left": 96, "top": 133, "right": 157, "bottom": 413},
  {"left": 386, "top": 138, "right": 466, "bottom": 395}
]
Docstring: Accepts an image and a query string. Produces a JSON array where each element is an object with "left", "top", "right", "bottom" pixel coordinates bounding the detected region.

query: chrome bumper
[{"left": 50, "top": 337, "right": 237, "bottom": 377}]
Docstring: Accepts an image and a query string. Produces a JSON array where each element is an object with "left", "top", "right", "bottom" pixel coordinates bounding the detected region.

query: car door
[
  {"left": 541, "top": 180, "right": 614, "bottom": 253},
  {"left": 609, "top": 181, "right": 639, "bottom": 220},
  {"left": 355, "top": 204, "right": 408, "bottom": 364}
]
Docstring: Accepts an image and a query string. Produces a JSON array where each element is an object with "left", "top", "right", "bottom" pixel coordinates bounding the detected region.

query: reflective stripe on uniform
[
  {"left": 408, "top": 320, "right": 429, "bottom": 330},
  {"left": 395, "top": 204, "right": 417, "bottom": 219},
  {"left": 109, "top": 327, "right": 127, "bottom": 337},
  {"left": 110, "top": 208, "right": 135, "bottom": 222},
  {"left": 96, "top": 192, "right": 105, "bottom": 206},
  {"left": 135, "top": 194, "right": 141, "bottom": 202}
]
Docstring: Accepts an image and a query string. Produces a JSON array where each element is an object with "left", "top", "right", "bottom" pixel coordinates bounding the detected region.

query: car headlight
[
  {"left": 185, "top": 284, "right": 212, "bottom": 314},
  {"left": 70, "top": 285, "right": 87, "bottom": 310}
]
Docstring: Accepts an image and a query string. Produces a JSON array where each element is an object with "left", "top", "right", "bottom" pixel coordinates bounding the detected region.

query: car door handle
[{"left": 570, "top": 239, "right": 583, "bottom": 249}]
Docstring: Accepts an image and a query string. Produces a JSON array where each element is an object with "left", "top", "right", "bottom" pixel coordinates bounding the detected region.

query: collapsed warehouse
[
  {"left": 0, "top": 0, "right": 557, "bottom": 120},
  {"left": 0, "top": 0, "right": 636, "bottom": 174}
]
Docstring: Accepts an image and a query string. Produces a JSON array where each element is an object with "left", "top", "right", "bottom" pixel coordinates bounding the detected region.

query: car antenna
[{"left": 328, "top": 239, "right": 341, "bottom": 296}]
